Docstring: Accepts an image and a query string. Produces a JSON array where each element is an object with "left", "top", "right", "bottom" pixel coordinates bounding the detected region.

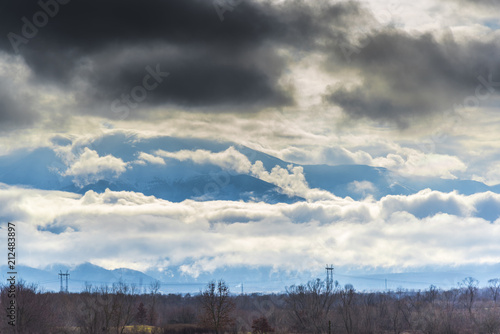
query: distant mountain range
[
  {"left": 2, "top": 133, "right": 500, "bottom": 294},
  {"left": 2, "top": 262, "right": 499, "bottom": 294},
  {"left": 1, "top": 132, "right": 499, "bottom": 203}
]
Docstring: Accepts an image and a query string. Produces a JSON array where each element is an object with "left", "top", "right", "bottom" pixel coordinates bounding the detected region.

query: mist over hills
[
  {"left": 2, "top": 261, "right": 499, "bottom": 294},
  {"left": 2, "top": 133, "right": 500, "bottom": 293},
  {"left": 1, "top": 133, "right": 499, "bottom": 202}
]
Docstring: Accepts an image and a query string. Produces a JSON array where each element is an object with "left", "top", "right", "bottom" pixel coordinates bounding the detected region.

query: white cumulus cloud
[
  {"left": 1, "top": 185, "right": 500, "bottom": 275},
  {"left": 63, "top": 148, "right": 127, "bottom": 187},
  {"left": 372, "top": 148, "right": 467, "bottom": 179},
  {"left": 136, "top": 152, "right": 166, "bottom": 165},
  {"left": 157, "top": 147, "right": 336, "bottom": 201},
  {"left": 156, "top": 146, "right": 252, "bottom": 174}
]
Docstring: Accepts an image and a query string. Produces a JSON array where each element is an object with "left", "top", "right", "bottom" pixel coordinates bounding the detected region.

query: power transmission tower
[
  {"left": 325, "top": 264, "right": 334, "bottom": 291},
  {"left": 59, "top": 270, "right": 70, "bottom": 293}
]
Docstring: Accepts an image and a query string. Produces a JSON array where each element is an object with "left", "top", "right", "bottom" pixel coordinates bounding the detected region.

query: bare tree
[
  {"left": 460, "top": 277, "right": 479, "bottom": 317},
  {"left": 425, "top": 285, "right": 439, "bottom": 305},
  {"left": 339, "top": 284, "right": 355, "bottom": 334},
  {"left": 199, "top": 279, "right": 235, "bottom": 334},
  {"left": 77, "top": 284, "right": 114, "bottom": 334},
  {"left": 439, "top": 288, "right": 460, "bottom": 334},
  {"left": 488, "top": 278, "right": 500, "bottom": 304},
  {"left": 0, "top": 280, "right": 55, "bottom": 334},
  {"left": 386, "top": 289, "right": 412, "bottom": 334},
  {"left": 285, "top": 278, "right": 338, "bottom": 334},
  {"left": 356, "top": 292, "right": 379, "bottom": 333},
  {"left": 77, "top": 282, "right": 136, "bottom": 334},
  {"left": 148, "top": 280, "right": 161, "bottom": 326},
  {"left": 111, "top": 281, "right": 137, "bottom": 334}
]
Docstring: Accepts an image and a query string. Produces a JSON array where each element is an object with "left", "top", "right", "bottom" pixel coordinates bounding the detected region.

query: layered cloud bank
[{"left": 1, "top": 185, "right": 499, "bottom": 276}]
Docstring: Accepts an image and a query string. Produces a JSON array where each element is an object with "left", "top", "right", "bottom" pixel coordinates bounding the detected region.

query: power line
[
  {"left": 333, "top": 273, "right": 438, "bottom": 287},
  {"left": 40, "top": 270, "right": 448, "bottom": 293}
]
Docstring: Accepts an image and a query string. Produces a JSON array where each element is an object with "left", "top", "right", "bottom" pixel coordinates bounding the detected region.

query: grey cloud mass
[
  {"left": 0, "top": 0, "right": 499, "bottom": 127},
  {"left": 0, "top": 0, "right": 295, "bottom": 114},
  {"left": 0, "top": 54, "right": 39, "bottom": 130},
  {"left": 0, "top": 0, "right": 373, "bottom": 121},
  {"left": 3, "top": 0, "right": 498, "bottom": 128},
  {"left": 0, "top": 84, "right": 37, "bottom": 130},
  {"left": 0, "top": 1, "right": 330, "bottom": 112},
  {"left": 324, "top": 30, "right": 500, "bottom": 127}
]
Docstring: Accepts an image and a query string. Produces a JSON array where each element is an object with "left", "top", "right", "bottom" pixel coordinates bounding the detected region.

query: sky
[{"left": 1, "top": 0, "right": 500, "bottom": 283}]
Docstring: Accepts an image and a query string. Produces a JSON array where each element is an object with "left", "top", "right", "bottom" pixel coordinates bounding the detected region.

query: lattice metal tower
[
  {"left": 325, "top": 264, "right": 334, "bottom": 291},
  {"left": 59, "top": 270, "right": 70, "bottom": 293}
]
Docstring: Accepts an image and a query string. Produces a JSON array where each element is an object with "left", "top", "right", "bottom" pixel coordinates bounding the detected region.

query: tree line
[{"left": 1, "top": 276, "right": 500, "bottom": 333}]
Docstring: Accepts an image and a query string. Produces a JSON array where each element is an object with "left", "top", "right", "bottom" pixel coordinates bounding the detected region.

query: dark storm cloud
[
  {"left": 0, "top": 74, "right": 39, "bottom": 131},
  {"left": 0, "top": 0, "right": 364, "bottom": 117},
  {"left": 324, "top": 30, "right": 500, "bottom": 127},
  {"left": 0, "top": 0, "right": 287, "bottom": 107},
  {"left": 4, "top": 0, "right": 497, "bottom": 127},
  {"left": 80, "top": 45, "right": 292, "bottom": 111}
]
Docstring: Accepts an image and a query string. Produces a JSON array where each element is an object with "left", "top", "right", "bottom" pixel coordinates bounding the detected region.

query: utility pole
[
  {"left": 59, "top": 270, "right": 63, "bottom": 292},
  {"left": 325, "top": 264, "right": 334, "bottom": 291},
  {"left": 65, "top": 270, "right": 69, "bottom": 293},
  {"left": 59, "top": 270, "right": 70, "bottom": 293}
]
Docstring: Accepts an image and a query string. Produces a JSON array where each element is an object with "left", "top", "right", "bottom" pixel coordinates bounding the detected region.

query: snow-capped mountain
[
  {"left": 1, "top": 132, "right": 499, "bottom": 202},
  {"left": 2, "top": 262, "right": 499, "bottom": 294},
  {"left": 2, "top": 133, "right": 500, "bottom": 293}
]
